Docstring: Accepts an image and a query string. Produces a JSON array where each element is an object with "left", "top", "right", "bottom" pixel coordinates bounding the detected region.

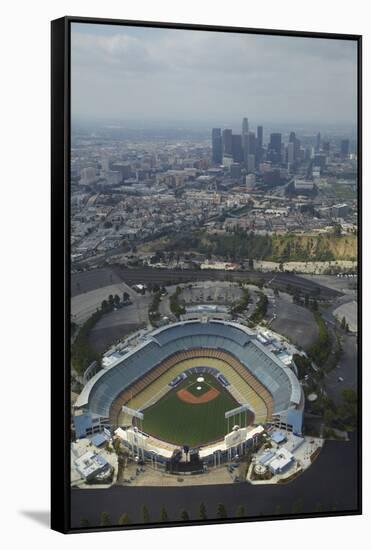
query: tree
[
  {"left": 100, "top": 512, "right": 111, "bottom": 526},
  {"left": 180, "top": 510, "right": 190, "bottom": 521},
  {"left": 341, "top": 316, "right": 347, "bottom": 330},
  {"left": 160, "top": 507, "right": 168, "bottom": 523},
  {"left": 333, "top": 223, "right": 342, "bottom": 237},
  {"left": 113, "top": 294, "right": 120, "bottom": 306},
  {"left": 118, "top": 513, "right": 130, "bottom": 525},
  {"left": 80, "top": 517, "right": 90, "bottom": 528},
  {"left": 217, "top": 503, "right": 227, "bottom": 519},
  {"left": 236, "top": 505, "right": 245, "bottom": 518},
  {"left": 199, "top": 502, "right": 207, "bottom": 520},
  {"left": 292, "top": 499, "right": 303, "bottom": 514},
  {"left": 112, "top": 437, "right": 121, "bottom": 455},
  {"left": 123, "top": 291, "right": 130, "bottom": 302},
  {"left": 141, "top": 505, "right": 150, "bottom": 523}
]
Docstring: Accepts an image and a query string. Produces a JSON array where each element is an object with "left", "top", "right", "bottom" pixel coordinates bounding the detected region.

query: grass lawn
[{"left": 141, "top": 373, "right": 243, "bottom": 446}]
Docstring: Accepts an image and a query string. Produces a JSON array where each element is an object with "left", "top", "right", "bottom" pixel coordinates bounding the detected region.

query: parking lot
[{"left": 270, "top": 293, "right": 318, "bottom": 351}]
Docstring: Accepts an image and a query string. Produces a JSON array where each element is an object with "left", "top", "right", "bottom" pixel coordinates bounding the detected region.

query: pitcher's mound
[{"left": 177, "top": 386, "right": 220, "bottom": 404}]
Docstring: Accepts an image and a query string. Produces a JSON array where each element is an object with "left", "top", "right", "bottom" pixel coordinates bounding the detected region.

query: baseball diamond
[{"left": 75, "top": 320, "right": 304, "bottom": 451}]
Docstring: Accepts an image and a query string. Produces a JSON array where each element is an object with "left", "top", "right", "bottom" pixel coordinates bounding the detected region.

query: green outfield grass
[{"left": 141, "top": 373, "right": 245, "bottom": 446}]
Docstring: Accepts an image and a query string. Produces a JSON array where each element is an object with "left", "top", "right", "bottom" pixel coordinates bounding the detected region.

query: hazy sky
[{"left": 71, "top": 23, "right": 358, "bottom": 127}]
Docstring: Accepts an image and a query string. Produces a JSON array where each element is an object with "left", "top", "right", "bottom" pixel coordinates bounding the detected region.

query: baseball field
[{"left": 141, "top": 373, "right": 250, "bottom": 446}]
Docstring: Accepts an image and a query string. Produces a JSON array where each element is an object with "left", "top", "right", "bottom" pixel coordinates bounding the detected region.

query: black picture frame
[{"left": 51, "top": 16, "right": 362, "bottom": 534}]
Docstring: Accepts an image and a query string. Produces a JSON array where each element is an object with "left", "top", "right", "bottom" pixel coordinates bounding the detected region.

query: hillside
[
  {"left": 143, "top": 230, "right": 357, "bottom": 263},
  {"left": 270, "top": 234, "right": 357, "bottom": 262}
]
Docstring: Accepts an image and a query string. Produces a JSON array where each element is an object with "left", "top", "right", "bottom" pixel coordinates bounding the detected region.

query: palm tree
[
  {"left": 217, "top": 503, "right": 227, "bottom": 519},
  {"left": 80, "top": 517, "right": 90, "bottom": 528},
  {"left": 236, "top": 505, "right": 245, "bottom": 518},
  {"left": 118, "top": 513, "right": 130, "bottom": 525},
  {"left": 100, "top": 512, "right": 111, "bottom": 526},
  {"left": 180, "top": 510, "right": 190, "bottom": 521},
  {"left": 141, "top": 505, "right": 150, "bottom": 523},
  {"left": 292, "top": 499, "right": 303, "bottom": 514},
  {"left": 199, "top": 502, "right": 207, "bottom": 520},
  {"left": 160, "top": 507, "right": 168, "bottom": 522},
  {"left": 315, "top": 502, "right": 324, "bottom": 513}
]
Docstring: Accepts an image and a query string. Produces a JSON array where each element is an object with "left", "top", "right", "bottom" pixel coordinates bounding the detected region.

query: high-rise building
[
  {"left": 256, "top": 125, "right": 263, "bottom": 163},
  {"left": 316, "top": 132, "right": 321, "bottom": 152},
  {"left": 287, "top": 142, "right": 295, "bottom": 164},
  {"left": 242, "top": 132, "right": 249, "bottom": 164},
  {"left": 247, "top": 154, "right": 256, "bottom": 173},
  {"left": 230, "top": 163, "right": 241, "bottom": 180},
  {"left": 212, "top": 128, "right": 223, "bottom": 164},
  {"left": 340, "top": 139, "right": 350, "bottom": 157},
  {"left": 242, "top": 117, "right": 249, "bottom": 135},
  {"left": 222, "top": 129, "right": 233, "bottom": 155},
  {"left": 232, "top": 134, "right": 244, "bottom": 163},
  {"left": 245, "top": 173, "right": 256, "bottom": 190},
  {"left": 111, "top": 162, "right": 132, "bottom": 182},
  {"left": 243, "top": 131, "right": 256, "bottom": 166},
  {"left": 248, "top": 132, "right": 256, "bottom": 156},
  {"left": 289, "top": 132, "right": 298, "bottom": 162},
  {"left": 80, "top": 167, "right": 98, "bottom": 186},
  {"left": 269, "top": 133, "right": 282, "bottom": 163},
  {"left": 323, "top": 141, "right": 330, "bottom": 154}
]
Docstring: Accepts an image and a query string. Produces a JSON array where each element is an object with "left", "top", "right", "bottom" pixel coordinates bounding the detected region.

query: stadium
[{"left": 75, "top": 319, "right": 304, "bottom": 471}]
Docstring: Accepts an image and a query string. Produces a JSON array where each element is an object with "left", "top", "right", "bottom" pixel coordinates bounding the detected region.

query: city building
[
  {"left": 341, "top": 139, "right": 350, "bottom": 157},
  {"left": 269, "top": 133, "right": 282, "bottom": 163},
  {"left": 232, "top": 134, "right": 244, "bottom": 163},
  {"left": 212, "top": 128, "right": 223, "bottom": 164},
  {"left": 222, "top": 129, "right": 232, "bottom": 155}
]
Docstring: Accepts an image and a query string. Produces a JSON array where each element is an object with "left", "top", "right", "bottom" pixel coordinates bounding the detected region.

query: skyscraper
[
  {"left": 287, "top": 141, "right": 295, "bottom": 164},
  {"left": 269, "top": 133, "right": 282, "bottom": 163},
  {"left": 323, "top": 141, "right": 330, "bottom": 154},
  {"left": 316, "top": 132, "right": 321, "bottom": 152},
  {"left": 242, "top": 117, "right": 249, "bottom": 135},
  {"left": 247, "top": 154, "right": 255, "bottom": 173},
  {"left": 212, "top": 128, "right": 223, "bottom": 164},
  {"left": 257, "top": 126, "right": 263, "bottom": 149},
  {"left": 231, "top": 134, "right": 244, "bottom": 163},
  {"left": 248, "top": 132, "right": 256, "bottom": 156},
  {"left": 340, "top": 139, "right": 350, "bottom": 157},
  {"left": 289, "top": 131, "right": 300, "bottom": 162},
  {"left": 242, "top": 132, "right": 249, "bottom": 164},
  {"left": 222, "top": 129, "right": 233, "bottom": 155},
  {"left": 256, "top": 125, "right": 263, "bottom": 163}
]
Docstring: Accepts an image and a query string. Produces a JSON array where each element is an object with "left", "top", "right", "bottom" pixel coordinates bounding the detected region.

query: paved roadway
[
  {"left": 70, "top": 435, "right": 359, "bottom": 529},
  {"left": 71, "top": 267, "right": 342, "bottom": 301}
]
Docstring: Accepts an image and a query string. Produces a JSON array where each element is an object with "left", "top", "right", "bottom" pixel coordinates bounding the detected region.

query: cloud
[{"left": 71, "top": 23, "right": 357, "bottom": 126}]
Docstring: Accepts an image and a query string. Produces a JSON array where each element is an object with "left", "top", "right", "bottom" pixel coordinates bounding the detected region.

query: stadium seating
[{"left": 78, "top": 321, "right": 302, "bottom": 431}]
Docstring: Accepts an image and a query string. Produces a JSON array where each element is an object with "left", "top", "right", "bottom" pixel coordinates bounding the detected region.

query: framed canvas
[{"left": 51, "top": 16, "right": 362, "bottom": 533}]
